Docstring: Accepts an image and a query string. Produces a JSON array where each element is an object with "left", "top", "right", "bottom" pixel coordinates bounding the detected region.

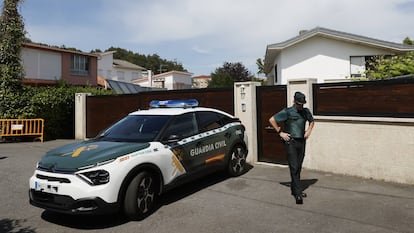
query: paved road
[{"left": 1, "top": 140, "right": 414, "bottom": 233}]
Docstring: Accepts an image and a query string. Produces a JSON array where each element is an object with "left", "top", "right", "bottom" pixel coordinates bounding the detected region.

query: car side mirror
[{"left": 164, "top": 134, "right": 181, "bottom": 144}]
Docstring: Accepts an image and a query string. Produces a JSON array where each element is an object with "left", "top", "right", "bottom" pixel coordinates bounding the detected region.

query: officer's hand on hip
[
  {"left": 304, "top": 130, "right": 312, "bottom": 139},
  {"left": 279, "top": 132, "right": 291, "bottom": 141}
]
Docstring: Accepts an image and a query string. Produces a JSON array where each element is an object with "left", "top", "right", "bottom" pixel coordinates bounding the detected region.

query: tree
[
  {"left": 0, "top": 0, "right": 25, "bottom": 90},
  {"left": 365, "top": 52, "right": 414, "bottom": 80},
  {"left": 365, "top": 37, "right": 414, "bottom": 80},
  {"left": 403, "top": 37, "right": 413, "bottom": 45},
  {"left": 104, "top": 47, "right": 187, "bottom": 74},
  {"left": 256, "top": 58, "right": 265, "bottom": 75},
  {"left": 0, "top": 0, "right": 26, "bottom": 118},
  {"left": 208, "top": 62, "right": 253, "bottom": 88}
]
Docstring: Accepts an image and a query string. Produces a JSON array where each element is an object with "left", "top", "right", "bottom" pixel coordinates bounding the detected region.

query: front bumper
[
  {"left": 29, "top": 167, "right": 123, "bottom": 215},
  {"left": 29, "top": 189, "right": 119, "bottom": 215}
]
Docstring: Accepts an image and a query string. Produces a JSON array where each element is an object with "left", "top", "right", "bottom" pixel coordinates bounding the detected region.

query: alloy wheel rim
[{"left": 136, "top": 176, "right": 154, "bottom": 213}]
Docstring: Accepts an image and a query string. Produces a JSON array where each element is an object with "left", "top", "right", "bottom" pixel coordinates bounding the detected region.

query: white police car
[{"left": 29, "top": 99, "right": 248, "bottom": 220}]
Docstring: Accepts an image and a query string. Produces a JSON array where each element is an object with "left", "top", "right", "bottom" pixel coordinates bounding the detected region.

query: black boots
[
  {"left": 295, "top": 195, "right": 303, "bottom": 204},
  {"left": 294, "top": 192, "right": 306, "bottom": 204}
]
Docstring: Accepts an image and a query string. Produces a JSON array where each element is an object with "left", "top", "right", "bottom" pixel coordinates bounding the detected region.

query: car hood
[{"left": 38, "top": 140, "right": 150, "bottom": 172}]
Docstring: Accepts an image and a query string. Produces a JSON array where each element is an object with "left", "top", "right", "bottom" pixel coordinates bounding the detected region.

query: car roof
[{"left": 129, "top": 107, "right": 234, "bottom": 117}]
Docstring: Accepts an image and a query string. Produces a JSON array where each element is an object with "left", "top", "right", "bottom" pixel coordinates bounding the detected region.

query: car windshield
[{"left": 96, "top": 115, "right": 172, "bottom": 143}]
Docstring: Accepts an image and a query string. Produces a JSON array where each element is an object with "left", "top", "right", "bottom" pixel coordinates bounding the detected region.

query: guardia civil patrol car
[{"left": 29, "top": 99, "right": 248, "bottom": 220}]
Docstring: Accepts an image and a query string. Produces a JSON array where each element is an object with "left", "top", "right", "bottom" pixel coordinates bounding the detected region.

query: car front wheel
[
  {"left": 124, "top": 171, "right": 157, "bottom": 220},
  {"left": 227, "top": 144, "right": 247, "bottom": 176}
]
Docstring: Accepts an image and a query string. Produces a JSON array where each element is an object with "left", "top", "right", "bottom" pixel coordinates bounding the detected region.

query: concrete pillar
[
  {"left": 234, "top": 82, "right": 262, "bottom": 164},
  {"left": 75, "top": 93, "right": 91, "bottom": 140},
  {"left": 287, "top": 79, "right": 317, "bottom": 113}
]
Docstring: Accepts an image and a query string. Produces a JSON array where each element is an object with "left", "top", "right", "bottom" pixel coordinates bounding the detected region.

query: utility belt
[{"left": 281, "top": 137, "right": 305, "bottom": 145}]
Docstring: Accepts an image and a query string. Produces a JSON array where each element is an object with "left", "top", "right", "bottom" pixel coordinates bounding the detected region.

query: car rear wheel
[
  {"left": 228, "top": 144, "right": 247, "bottom": 176},
  {"left": 124, "top": 171, "right": 157, "bottom": 220}
]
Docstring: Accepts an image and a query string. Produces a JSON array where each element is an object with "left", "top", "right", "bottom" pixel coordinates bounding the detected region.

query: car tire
[
  {"left": 227, "top": 144, "right": 247, "bottom": 176},
  {"left": 124, "top": 171, "right": 157, "bottom": 220}
]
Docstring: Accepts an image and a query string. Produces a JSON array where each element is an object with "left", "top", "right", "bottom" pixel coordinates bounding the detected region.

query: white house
[
  {"left": 149, "top": 70, "right": 193, "bottom": 90},
  {"left": 113, "top": 59, "right": 146, "bottom": 82},
  {"left": 97, "top": 51, "right": 116, "bottom": 81},
  {"left": 264, "top": 27, "right": 414, "bottom": 84},
  {"left": 97, "top": 51, "right": 146, "bottom": 83}
]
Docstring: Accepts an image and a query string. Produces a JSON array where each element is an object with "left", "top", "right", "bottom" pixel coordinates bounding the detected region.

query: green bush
[{"left": 0, "top": 84, "right": 114, "bottom": 140}]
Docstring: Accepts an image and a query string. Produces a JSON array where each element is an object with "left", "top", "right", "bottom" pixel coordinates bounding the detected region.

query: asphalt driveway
[{"left": 1, "top": 140, "right": 413, "bottom": 233}]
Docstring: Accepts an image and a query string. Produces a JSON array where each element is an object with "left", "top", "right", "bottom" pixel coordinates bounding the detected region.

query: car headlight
[{"left": 77, "top": 170, "right": 110, "bottom": 185}]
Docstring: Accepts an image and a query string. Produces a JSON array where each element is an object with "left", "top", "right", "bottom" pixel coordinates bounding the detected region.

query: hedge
[{"left": 0, "top": 84, "right": 113, "bottom": 140}]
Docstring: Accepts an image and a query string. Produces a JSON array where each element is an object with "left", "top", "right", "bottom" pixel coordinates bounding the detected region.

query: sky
[{"left": 17, "top": 0, "right": 414, "bottom": 77}]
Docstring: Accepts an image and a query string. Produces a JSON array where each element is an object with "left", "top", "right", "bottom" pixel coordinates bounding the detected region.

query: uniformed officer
[{"left": 269, "top": 92, "right": 315, "bottom": 204}]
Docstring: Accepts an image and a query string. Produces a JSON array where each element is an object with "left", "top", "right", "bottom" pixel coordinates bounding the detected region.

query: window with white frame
[
  {"left": 350, "top": 56, "right": 366, "bottom": 77},
  {"left": 350, "top": 56, "right": 377, "bottom": 78},
  {"left": 71, "top": 55, "right": 89, "bottom": 76}
]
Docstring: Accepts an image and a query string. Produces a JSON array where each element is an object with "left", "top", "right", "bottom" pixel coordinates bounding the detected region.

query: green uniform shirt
[{"left": 273, "top": 105, "right": 314, "bottom": 138}]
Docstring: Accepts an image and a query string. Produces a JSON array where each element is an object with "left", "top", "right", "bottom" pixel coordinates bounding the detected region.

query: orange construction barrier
[{"left": 0, "top": 119, "right": 44, "bottom": 142}]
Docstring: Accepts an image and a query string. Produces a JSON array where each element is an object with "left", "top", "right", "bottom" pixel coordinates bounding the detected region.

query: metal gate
[{"left": 256, "top": 85, "right": 287, "bottom": 164}]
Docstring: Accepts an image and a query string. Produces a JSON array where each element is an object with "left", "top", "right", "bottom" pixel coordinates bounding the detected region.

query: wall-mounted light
[{"left": 240, "top": 85, "right": 246, "bottom": 99}]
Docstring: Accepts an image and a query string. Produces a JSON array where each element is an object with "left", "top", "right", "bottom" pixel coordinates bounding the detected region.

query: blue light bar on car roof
[{"left": 149, "top": 99, "right": 199, "bottom": 108}]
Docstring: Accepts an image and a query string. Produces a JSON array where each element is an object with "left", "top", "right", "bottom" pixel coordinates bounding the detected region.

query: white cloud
[
  {"left": 191, "top": 45, "right": 212, "bottom": 55},
  {"left": 104, "top": 0, "right": 413, "bottom": 48}
]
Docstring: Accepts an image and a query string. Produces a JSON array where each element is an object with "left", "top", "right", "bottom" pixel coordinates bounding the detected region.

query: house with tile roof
[
  {"left": 264, "top": 27, "right": 414, "bottom": 84},
  {"left": 21, "top": 42, "right": 98, "bottom": 86}
]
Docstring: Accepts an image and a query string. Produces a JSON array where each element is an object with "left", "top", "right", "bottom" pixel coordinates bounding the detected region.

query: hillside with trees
[{"left": 91, "top": 47, "right": 187, "bottom": 75}]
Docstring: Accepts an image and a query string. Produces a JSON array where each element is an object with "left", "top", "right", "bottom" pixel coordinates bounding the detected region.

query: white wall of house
[
  {"left": 275, "top": 37, "right": 393, "bottom": 84},
  {"left": 153, "top": 72, "right": 192, "bottom": 90},
  {"left": 21, "top": 48, "right": 61, "bottom": 80},
  {"left": 114, "top": 68, "right": 143, "bottom": 82},
  {"left": 172, "top": 74, "right": 192, "bottom": 89},
  {"left": 134, "top": 79, "right": 150, "bottom": 87},
  {"left": 97, "top": 53, "right": 115, "bottom": 79},
  {"left": 98, "top": 53, "right": 144, "bottom": 83},
  {"left": 164, "top": 76, "right": 173, "bottom": 89}
]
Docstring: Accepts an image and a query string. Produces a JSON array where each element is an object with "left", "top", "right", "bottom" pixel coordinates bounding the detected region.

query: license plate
[{"left": 34, "top": 181, "right": 59, "bottom": 193}]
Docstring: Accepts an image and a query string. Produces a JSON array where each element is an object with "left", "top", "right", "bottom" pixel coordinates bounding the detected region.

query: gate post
[
  {"left": 287, "top": 79, "right": 317, "bottom": 113},
  {"left": 75, "top": 93, "right": 91, "bottom": 140},
  {"left": 234, "top": 82, "right": 262, "bottom": 164}
]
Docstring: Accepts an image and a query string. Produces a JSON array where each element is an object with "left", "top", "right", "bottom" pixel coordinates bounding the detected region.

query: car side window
[
  {"left": 197, "top": 111, "right": 224, "bottom": 132},
  {"left": 162, "top": 113, "right": 198, "bottom": 140}
]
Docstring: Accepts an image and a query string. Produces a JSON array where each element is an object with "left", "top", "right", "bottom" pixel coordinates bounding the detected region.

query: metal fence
[{"left": 0, "top": 118, "right": 44, "bottom": 142}]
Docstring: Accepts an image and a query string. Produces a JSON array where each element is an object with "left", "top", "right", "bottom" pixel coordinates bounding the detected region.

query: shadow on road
[
  {"left": 40, "top": 164, "right": 253, "bottom": 229},
  {"left": 0, "top": 218, "right": 36, "bottom": 233},
  {"left": 279, "top": 178, "right": 319, "bottom": 191}
]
